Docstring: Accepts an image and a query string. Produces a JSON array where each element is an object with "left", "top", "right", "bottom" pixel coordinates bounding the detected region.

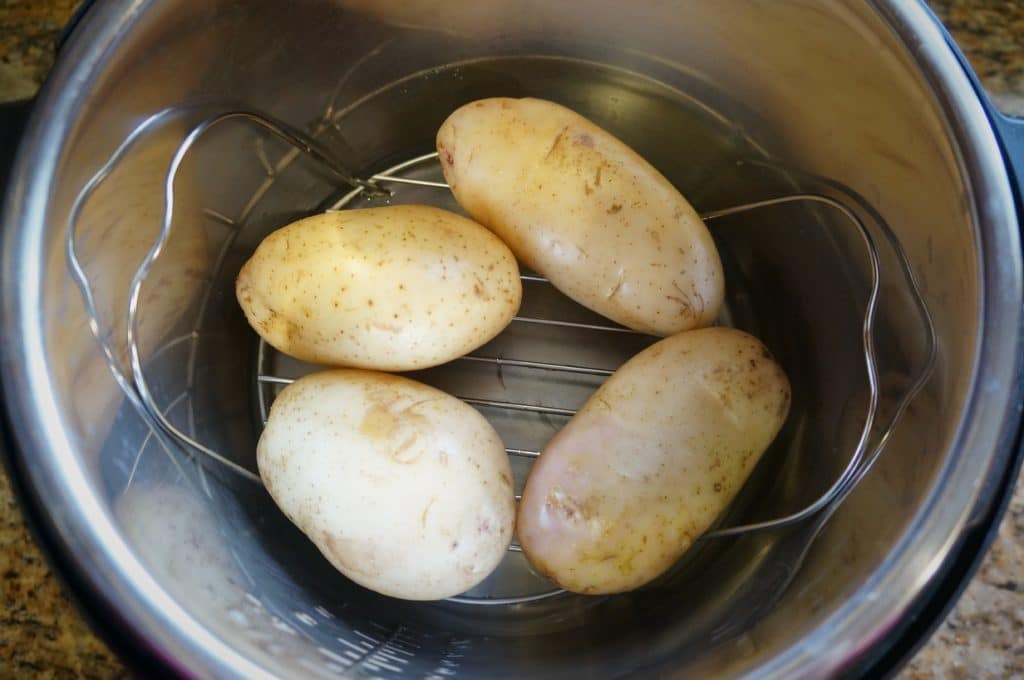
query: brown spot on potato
[
  {"left": 695, "top": 292, "right": 707, "bottom": 319},
  {"left": 667, "top": 294, "right": 693, "bottom": 317},
  {"left": 391, "top": 434, "right": 422, "bottom": 464},
  {"left": 359, "top": 406, "right": 398, "bottom": 439},
  {"left": 472, "top": 273, "right": 488, "bottom": 299},
  {"left": 421, "top": 498, "right": 436, "bottom": 528},
  {"left": 372, "top": 321, "right": 402, "bottom": 333},
  {"left": 607, "top": 204, "right": 622, "bottom": 214},
  {"left": 545, "top": 126, "right": 569, "bottom": 160},
  {"left": 545, "top": 488, "right": 583, "bottom": 521}
]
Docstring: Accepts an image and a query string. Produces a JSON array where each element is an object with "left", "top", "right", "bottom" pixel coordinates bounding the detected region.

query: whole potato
[
  {"left": 517, "top": 327, "right": 790, "bottom": 594},
  {"left": 437, "top": 97, "right": 723, "bottom": 336},
  {"left": 236, "top": 205, "right": 522, "bottom": 371},
  {"left": 258, "top": 369, "right": 516, "bottom": 601}
]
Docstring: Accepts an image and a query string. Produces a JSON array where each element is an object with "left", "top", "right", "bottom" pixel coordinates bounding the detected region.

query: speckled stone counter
[{"left": 0, "top": 1, "right": 1022, "bottom": 678}]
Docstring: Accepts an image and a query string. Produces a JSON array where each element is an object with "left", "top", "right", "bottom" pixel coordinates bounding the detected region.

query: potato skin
[
  {"left": 517, "top": 327, "right": 790, "bottom": 594},
  {"left": 236, "top": 205, "right": 522, "bottom": 370},
  {"left": 257, "top": 369, "right": 516, "bottom": 601},
  {"left": 437, "top": 97, "right": 723, "bottom": 336}
]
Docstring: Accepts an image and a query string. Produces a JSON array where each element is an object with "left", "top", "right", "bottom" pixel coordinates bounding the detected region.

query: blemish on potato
[
  {"left": 420, "top": 498, "right": 435, "bottom": 528},
  {"left": 574, "top": 132, "right": 595, "bottom": 148},
  {"left": 544, "top": 126, "right": 569, "bottom": 160},
  {"left": 359, "top": 406, "right": 398, "bottom": 439},
  {"left": 545, "top": 488, "right": 582, "bottom": 521},
  {"left": 606, "top": 274, "right": 625, "bottom": 301}
]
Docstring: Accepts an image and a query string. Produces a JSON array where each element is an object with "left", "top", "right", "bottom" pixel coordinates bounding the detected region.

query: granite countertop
[{"left": 1, "top": 1, "right": 1022, "bottom": 678}]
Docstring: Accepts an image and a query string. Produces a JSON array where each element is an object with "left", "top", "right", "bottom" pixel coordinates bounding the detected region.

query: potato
[
  {"left": 257, "top": 369, "right": 516, "bottom": 600},
  {"left": 517, "top": 327, "right": 790, "bottom": 594},
  {"left": 437, "top": 97, "right": 724, "bottom": 336},
  {"left": 236, "top": 205, "right": 522, "bottom": 371}
]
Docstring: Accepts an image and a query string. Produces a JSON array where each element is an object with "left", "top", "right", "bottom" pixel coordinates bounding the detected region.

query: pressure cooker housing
[{"left": 2, "top": 1, "right": 1023, "bottom": 677}]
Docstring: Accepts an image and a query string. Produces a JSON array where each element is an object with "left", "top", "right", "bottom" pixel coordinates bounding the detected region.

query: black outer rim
[
  {"left": 847, "top": 415, "right": 1024, "bottom": 678},
  {"left": 0, "top": 3, "right": 1022, "bottom": 678}
]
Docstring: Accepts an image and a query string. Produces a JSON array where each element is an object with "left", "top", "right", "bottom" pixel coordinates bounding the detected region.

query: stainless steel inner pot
[{"left": 3, "top": 1, "right": 1023, "bottom": 678}]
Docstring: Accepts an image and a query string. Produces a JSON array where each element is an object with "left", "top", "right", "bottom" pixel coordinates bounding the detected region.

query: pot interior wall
[{"left": 39, "top": 0, "right": 976, "bottom": 676}]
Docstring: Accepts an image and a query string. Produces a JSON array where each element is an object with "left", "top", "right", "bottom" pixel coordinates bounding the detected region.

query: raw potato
[
  {"left": 437, "top": 97, "right": 724, "bottom": 336},
  {"left": 258, "top": 369, "right": 516, "bottom": 601},
  {"left": 236, "top": 205, "right": 522, "bottom": 371},
  {"left": 517, "top": 327, "right": 790, "bottom": 594}
]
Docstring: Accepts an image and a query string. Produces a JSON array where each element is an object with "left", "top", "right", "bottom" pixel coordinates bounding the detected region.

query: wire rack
[{"left": 66, "top": 107, "right": 936, "bottom": 607}]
